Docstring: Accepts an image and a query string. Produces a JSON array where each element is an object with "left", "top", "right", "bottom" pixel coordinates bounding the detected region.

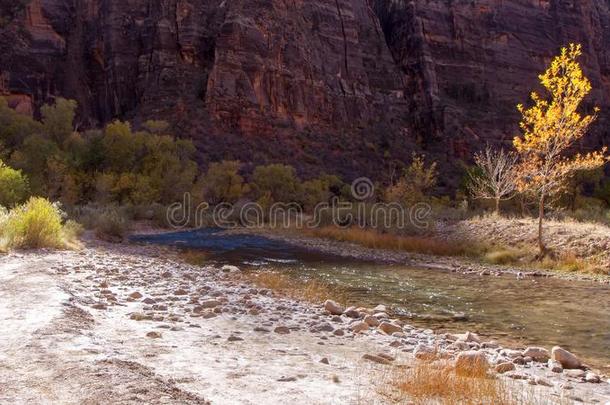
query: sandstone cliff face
[
  {"left": 374, "top": 0, "right": 610, "bottom": 160},
  {"left": 1, "top": 0, "right": 609, "bottom": 182}
]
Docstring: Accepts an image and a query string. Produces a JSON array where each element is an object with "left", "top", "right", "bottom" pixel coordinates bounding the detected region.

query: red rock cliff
[{"left": 1, "top": 0, "right": 609, "bottom": 182}]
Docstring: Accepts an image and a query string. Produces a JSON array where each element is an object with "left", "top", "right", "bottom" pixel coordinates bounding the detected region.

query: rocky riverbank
[{"left": 1, "top": 236, "right": 609, "bottom": 404}]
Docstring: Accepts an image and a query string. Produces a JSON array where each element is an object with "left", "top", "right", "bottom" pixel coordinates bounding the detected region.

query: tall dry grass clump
[
  {"left": 379, "top": 357, "right": 561, "bottom": 405},
  {"left": 308, "top": 226, "right": 474, "bottom": 257},
  {"left": 244, "top": 271, "right": 344, "bottom": 304}
]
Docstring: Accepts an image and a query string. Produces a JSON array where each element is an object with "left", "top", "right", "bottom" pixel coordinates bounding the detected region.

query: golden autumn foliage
[{"left": 513, "top": 44, "right": 608, "bottom": 253}]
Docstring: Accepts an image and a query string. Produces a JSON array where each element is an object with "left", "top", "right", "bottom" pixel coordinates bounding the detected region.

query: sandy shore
[{"left": 0, "top": 237, "right": 609, "bottom": 404}]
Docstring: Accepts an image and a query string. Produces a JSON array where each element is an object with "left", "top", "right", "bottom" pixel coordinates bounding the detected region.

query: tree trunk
[
  {"left": 538, "top": 194, "right": 546, "bottom": 256},
  {"left": 494, "top": 197, "right": 500, "bottom": 214}
]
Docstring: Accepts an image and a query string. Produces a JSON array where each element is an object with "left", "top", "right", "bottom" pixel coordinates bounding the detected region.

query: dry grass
[
  {"left": 178, "top": 249, "right": 209, "bottom": 266},
  {"left": 306, "top": 226, "right": 476, "bottom": 257},
  {"left": 484, "top": 247, "right": 529, "bottom": 265},
  {"left": 540, "top": 251, "right": 604, "bottom": 274},
  {"left": 378, "top": 357, "right": 568, "bottom": 405},
  {"left": 244, "top": 271, "right": 344, "bottom": 304}
]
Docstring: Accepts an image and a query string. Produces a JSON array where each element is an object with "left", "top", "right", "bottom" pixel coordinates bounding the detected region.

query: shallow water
[{"left": 132, "top": 228, "right": 610, "bottom": 371}]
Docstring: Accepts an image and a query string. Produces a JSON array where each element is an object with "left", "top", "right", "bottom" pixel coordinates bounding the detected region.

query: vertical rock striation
[{"left": 0, "top": 0, "right": 609, "bottom": 181}]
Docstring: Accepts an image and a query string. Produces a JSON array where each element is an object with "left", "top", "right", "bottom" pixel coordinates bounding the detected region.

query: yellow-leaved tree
[{"left": 513, "top": 44, "right": 608, "bottom": 255}]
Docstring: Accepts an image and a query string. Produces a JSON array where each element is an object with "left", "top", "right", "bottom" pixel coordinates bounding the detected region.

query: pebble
[
  {"left": 274, "top": 326, "right": 290, "bottom": 334},
  {"left": 146, "top": 331, "right": 162, "bottom": 339},
  {"left": 378, "top": 322, "right": 402, "bottom": 335}
]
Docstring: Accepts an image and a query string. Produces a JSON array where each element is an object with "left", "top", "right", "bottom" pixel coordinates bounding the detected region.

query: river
[{"left": 131, "top": 228, "right": 610, "bottom": 372}]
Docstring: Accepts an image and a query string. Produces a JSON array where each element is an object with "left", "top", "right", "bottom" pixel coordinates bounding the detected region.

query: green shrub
[
  {"left": 2, "top": 197, "right": 64, "bottom": 249},
  {"left": 251, "top": 164, "right": 301, "bottom": 204},
  {"left": 0, "top": 159, "right": 29, "bottom": 207},
  {"left": 194, "top": 160, "right": 248, "bottom": 204}
]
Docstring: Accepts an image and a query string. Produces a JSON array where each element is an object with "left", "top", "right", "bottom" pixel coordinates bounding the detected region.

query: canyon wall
[{"left": 1, "top": 0, "right": 609, "bottom": 184}]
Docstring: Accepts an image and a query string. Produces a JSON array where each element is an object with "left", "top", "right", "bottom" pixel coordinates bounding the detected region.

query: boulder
[
  {"left": 551, "top": 346, "right": 582, "bottom": 369},
  {"left": 344, "top": 306, "right": 361, "bottom": 318},
  {"left": 324, "top": 300, "right": 344, "bottom": 315},
  {"left": 495, "top": 362, "right": 516, "bottom": 374},
  {"left": 351, "top": 321, "right": 369, "bottom": 333},
  {"left": 455, "top": 351, "right": 489, "bottom": 376},
  {"left": 522, "top": 347, "right": 550, "bottom": 362}
]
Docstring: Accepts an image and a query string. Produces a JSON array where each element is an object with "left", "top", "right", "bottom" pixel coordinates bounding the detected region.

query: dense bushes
[
  {"left": 0, "top": 97, "right": 198, "bottom": 206},
  {"left": 0, "top": 159, "right": 28, "bottom": 207}
]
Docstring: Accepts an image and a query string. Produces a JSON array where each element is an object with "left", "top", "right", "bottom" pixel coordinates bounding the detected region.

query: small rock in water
[
  {"left": 227, "top": 335, "right": 244, "bottom": 342},
  {"left": 551, "top": 346, "right": 582, "bottom": 369},
  {"left": 129, "top": 291, "right": 143, "bottom": 299},
  {"left": 146, "top": 331, "right": 162, "bottom": 339},
  {"left": 324, "top": 300, "right": 344, "bottom": 315},
  {"left": 319, "top": 357, "right": 330, "bottom": 365},
  {"left": 222, "top": 265, "right": 240, "bottom": 272}
]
